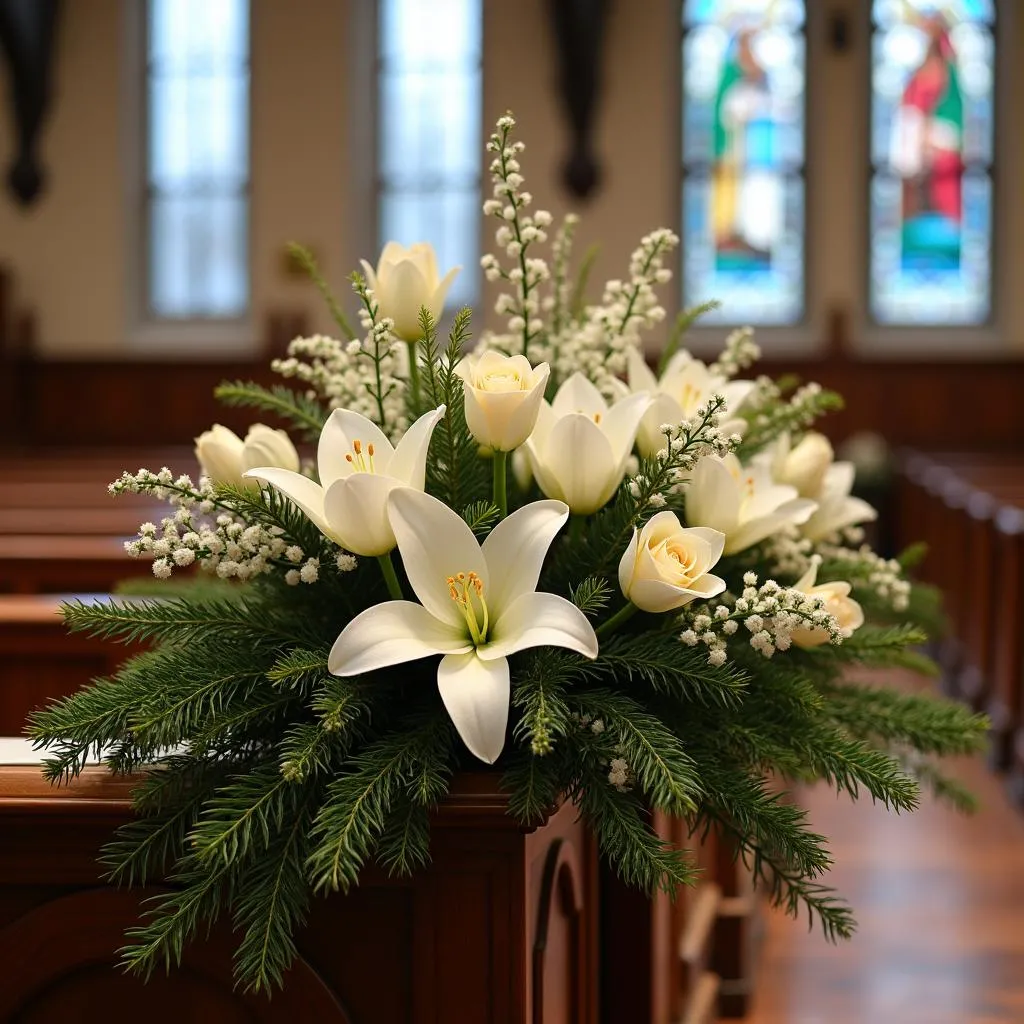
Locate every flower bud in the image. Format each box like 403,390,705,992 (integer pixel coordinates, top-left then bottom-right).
617,511,726,613
775,432,834,499
360,241,459,342
459,350,550,452
789,562,864,648
196,423,300,488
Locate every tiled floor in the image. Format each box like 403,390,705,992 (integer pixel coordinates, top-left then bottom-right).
736,743,1024,1023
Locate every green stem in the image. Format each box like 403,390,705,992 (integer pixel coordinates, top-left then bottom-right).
596,601,638,638
377,553,404,601
406,340,421,415
492,449,509,518
570,514,585,545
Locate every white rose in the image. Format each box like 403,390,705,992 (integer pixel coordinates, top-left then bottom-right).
789,562,864,648
360,241,460,342
773,431,834,499
459,350,550,452
196,424,300,488
618,511,727,613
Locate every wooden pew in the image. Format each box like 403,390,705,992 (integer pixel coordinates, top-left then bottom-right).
0,535,153,594
0,594,138,735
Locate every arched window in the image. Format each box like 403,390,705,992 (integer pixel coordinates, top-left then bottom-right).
869,0,996,326
680,0,806,326
377,0,482,311
145,0,250,320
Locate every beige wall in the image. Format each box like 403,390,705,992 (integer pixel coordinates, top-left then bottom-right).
0,0,1021,357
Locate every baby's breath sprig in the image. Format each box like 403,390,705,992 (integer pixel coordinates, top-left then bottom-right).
708,326,761,380
546,212,580,335
679,573,843,666
482,113,552,358
738,380,843,459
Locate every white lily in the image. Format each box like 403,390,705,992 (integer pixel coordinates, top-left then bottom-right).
801,462,877,542
329,489,598,763
244,406,444,557
360,242,460,342
195,423,300,489
626,347,755,458
770,431,834,499
685,453,817,556
524,372,650,515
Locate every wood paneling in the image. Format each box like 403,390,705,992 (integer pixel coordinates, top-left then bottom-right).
3,354,1024,451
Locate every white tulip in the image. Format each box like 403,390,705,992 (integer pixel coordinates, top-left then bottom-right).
330,489,598,763
771,431,834,499
195,423,300,489
360,241,460,342
244,406,444,557
789,561,864,648
458,350,550,452
626,347,755,458
801,462,877,542
524,372,650,515
685,453,817,556
618,512,726,613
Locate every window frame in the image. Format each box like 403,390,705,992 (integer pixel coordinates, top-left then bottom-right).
371,0,484,317
855,0,1011,357
677,0,824,359
124,0,255,357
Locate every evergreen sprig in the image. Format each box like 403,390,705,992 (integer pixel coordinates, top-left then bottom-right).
214,380,328,440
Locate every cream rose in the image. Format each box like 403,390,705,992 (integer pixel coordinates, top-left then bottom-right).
789,561,864,649
458,350,550,452
360,241,460,342
618,511,727,613
195,424,300,488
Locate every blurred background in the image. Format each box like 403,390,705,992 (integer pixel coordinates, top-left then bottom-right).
2,3,1024,1022
0,0,1021,453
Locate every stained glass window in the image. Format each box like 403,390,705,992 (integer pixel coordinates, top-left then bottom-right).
146,0,250,319
681,0,806,325
870,0,995,326
378,0,482,311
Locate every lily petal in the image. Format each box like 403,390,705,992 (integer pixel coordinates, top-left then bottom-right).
318,409,394,487
685,456,741,536
725,498,817,555
359,259,379,293
551,372,607,420
626,345,658,394
481,499,569,615
437,651,510,764
542,414,618,514
386,405,445,488
329,601,471,676
387,259,432,340
601,391,652,463
388,488,488,628
323,474,399,556
244,467,332,540
482,590,599,661
431,266,461,317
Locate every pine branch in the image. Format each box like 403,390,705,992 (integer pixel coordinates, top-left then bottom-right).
266,647,331,689
286,242,358,341
578,770,697,893
376,798,432,877
461,500,501,536
511,651,576,755
571,689,702,817
231,788,317,992
656,300,721,375
570,576,613,616
214,380,328,440
307,716,451,894
503,748,565,825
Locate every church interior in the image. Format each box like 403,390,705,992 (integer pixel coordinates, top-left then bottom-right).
1,0,1023,1020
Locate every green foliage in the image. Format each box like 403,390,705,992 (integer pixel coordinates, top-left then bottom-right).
570,576,613,616
461,500,502,536
214,380,328,441
657,300,721,375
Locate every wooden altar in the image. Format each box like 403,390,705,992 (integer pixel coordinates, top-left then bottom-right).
0,767,598,1023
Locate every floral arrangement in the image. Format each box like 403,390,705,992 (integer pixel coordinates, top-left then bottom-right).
30,114,984,994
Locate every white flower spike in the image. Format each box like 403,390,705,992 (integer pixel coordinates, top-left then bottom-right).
245,405,445,557
329,489,598,763
524,372,650,515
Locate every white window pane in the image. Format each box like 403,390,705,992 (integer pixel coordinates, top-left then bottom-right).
378,0,482,310
146,0,249,320
150,196,248,318
149,73,248,188
380,0,481,66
